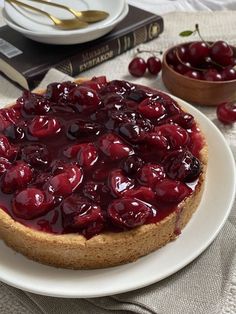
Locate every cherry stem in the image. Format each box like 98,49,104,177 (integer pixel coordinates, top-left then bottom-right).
175,49,205,72
136,48,163,56
195,24,211,48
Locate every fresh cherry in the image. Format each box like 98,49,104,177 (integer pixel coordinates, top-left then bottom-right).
188,41,210,65
184,70,201,80
203,69,222,81
211,41,233,66
128,57,147,77
147,56,162,75
217,101,236,124
221,67,236,81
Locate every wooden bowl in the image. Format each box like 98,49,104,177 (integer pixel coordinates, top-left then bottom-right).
162,43,236,106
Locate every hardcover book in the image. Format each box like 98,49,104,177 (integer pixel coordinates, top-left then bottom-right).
0,5,164,89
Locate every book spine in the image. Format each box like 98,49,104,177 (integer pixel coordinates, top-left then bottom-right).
55,19,163,77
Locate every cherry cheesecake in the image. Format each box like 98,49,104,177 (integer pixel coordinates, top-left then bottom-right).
0,77,207,269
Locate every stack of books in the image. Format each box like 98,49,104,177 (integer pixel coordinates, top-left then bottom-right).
0,5,164,89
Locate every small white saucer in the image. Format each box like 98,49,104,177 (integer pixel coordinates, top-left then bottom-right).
4,0,125,33
2,3,129,45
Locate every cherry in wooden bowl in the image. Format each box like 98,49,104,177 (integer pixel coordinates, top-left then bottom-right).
162,42,236,106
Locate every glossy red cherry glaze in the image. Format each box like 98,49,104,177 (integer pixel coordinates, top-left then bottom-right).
0,77,204,239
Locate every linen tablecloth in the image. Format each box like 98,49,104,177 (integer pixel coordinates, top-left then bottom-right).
0,8,236,314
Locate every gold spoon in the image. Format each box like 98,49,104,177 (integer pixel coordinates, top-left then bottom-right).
6,0,89,30
29,0,109,23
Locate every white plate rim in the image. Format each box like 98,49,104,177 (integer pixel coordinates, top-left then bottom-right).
4,0,125,34
0,93,235,298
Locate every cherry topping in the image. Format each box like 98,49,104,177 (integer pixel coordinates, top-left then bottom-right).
65,142,98,167
81,76,107,92
163,150,201,182
128,57,147,77
0,107,20,131
163,112,194,129
0,78,203,236
145,133,168,150
108,169,134,197
119,123,145,142
0,158,11,175
83,181,109,204
2,161,33,193
61,195,104,238
28,116,61,138
138,164,165,187
13,188,54,219
121,155,144,175
20,91,51,115
98,133,133,160
154,124,189,148
67,120,102,140
217,102,236,124
20,143,51,168
108,197,151,229
69,86,102,113
46,81,77,101
4,124,25,141
138,97,166,119
47,164,83,197
0,135,18,160
147,56,162,75
124,186,155,202
155,179,191,203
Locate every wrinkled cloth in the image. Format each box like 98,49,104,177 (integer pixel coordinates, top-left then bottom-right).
0,8,236,314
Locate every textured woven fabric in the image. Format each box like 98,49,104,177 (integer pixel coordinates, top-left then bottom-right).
0,9,236,314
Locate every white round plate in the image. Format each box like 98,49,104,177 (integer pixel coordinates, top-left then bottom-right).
4,0,125,33
2,4,129,45
0,95,235,298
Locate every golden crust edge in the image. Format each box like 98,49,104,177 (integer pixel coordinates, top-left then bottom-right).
0,78,208,269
